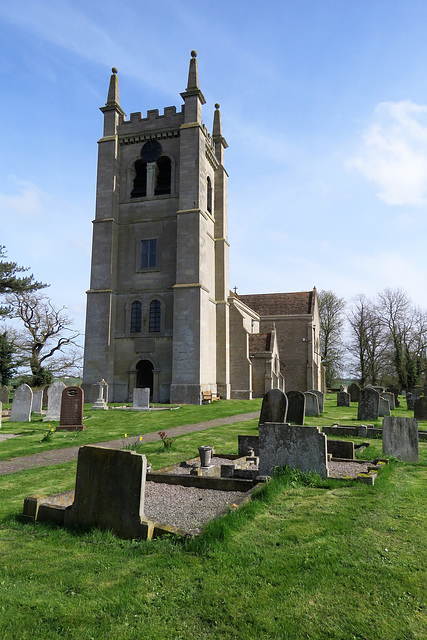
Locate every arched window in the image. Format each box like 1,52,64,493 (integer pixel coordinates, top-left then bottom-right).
207,176,212,214
149,299,161,332
154,156,171,195
130,301,142,333
131,160,147,198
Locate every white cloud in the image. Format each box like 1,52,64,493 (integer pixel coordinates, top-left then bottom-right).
0,179,50,218
350,100,427,205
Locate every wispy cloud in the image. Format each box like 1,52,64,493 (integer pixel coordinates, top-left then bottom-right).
0,179,50,218
350,100,427,205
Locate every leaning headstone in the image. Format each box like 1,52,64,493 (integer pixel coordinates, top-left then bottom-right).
259,423,328,478
57,387,85,431
0,386,10,405
348,383,361,403
91,379,108,410
357,387,380,421
64,445,148,539
387,387,400,408
383,417,419,462
379,396,390,417
32,390,43,414
10,384,33,422
414,397,427,421
43,381,66,422
304,392,319,416
337,391,351,407
382,391,395,411
286,390,305,424
259,388,288,425
308,389,324,412
132,387,150,412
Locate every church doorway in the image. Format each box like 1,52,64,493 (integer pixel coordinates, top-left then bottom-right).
136,360,154,398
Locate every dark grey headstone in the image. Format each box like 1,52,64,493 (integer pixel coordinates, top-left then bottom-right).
357,387,380,421
259,389,288,425
414,397,427,421
0,386,10,404
406,393,416,411
304,392,319,416
383,417,419,462
337,391,351,407
308,389,324,412
286,390,306,425
327,440,355,459
348,383,360,403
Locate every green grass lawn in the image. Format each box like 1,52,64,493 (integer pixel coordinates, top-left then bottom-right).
0,399,426,639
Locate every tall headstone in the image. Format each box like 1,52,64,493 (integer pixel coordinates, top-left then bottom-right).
414,397,427,421
10,384,33,422
379,396,390,417
383,417,419,462
308,389,324,412
259,423,328,478
348,383,361,403
406,391,420,411
287,390,305,424
64,445,148,539
132,387,150,412
382,391,395,411
57,387,85,431
259,389,288,425
32,390,43,414
304,392,319,416
91,379,108,410
337,391,351,407
43,381,66,422
357,387,380,421
0,386,10,405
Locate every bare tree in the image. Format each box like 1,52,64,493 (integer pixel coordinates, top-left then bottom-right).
318,290,346,387
7,292,82,385
347,295,387,386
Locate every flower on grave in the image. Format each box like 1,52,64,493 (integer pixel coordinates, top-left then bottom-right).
124,433,128,438
51,428,54,432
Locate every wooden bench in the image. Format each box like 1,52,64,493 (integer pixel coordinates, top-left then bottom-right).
202,391,221,404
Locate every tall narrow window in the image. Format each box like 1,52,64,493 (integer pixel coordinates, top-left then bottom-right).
131,160,147,198
207,176,212,214
130,301,142,333
140,239,157,269
149,300,161,332
154,156,171,195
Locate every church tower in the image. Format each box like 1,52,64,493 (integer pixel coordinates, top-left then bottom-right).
82,52,230,404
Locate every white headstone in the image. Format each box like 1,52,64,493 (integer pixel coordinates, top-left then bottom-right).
43,381,66,422
91,379,108,410
10,384,33,422
132,388,150,411
32,390,43,414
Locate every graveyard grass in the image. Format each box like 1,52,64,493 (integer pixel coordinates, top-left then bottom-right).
0,398,426,639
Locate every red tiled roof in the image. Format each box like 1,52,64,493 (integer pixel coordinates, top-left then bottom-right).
249,333,271,353
238,291,314,316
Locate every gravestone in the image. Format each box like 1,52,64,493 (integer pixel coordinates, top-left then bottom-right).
259,388,288,425
327,440,355,459
0,386,10,404
259,423,328,478
57,387,85,431
383,417,419,462
357,387,380,421
379,396,390,417
337,391,351,407
32,390,43,414
91,379,108,410
132,387,150,411
0,401,2,428
348,383,360,403
64,445,148,539
406,393,417,411
308,389,324,413
42,385,49,408
286,390,305,425
43,381,66,421
373,386,385,394
387,387,400,408
414,397,427,421
382,391,395,411
10,384,33,422
304,392,319,416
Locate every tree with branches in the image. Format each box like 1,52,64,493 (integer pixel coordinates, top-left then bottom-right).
0,246,46,316
318,289,346,388
347,294,387,386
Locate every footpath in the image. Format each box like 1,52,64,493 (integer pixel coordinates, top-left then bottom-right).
0,411,259,476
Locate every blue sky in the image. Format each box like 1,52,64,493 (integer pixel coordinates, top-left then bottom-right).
2,0,427,343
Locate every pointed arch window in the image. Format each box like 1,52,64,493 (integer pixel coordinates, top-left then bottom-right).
207,176,212,214
131,160,147,198
149,299,161,333
130,301,142,333
154,156,171,195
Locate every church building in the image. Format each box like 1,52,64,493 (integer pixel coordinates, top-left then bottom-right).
82,52,324,404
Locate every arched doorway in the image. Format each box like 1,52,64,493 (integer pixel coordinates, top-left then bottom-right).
136,360,154,398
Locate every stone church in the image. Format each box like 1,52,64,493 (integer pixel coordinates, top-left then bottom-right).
82,52,324,404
